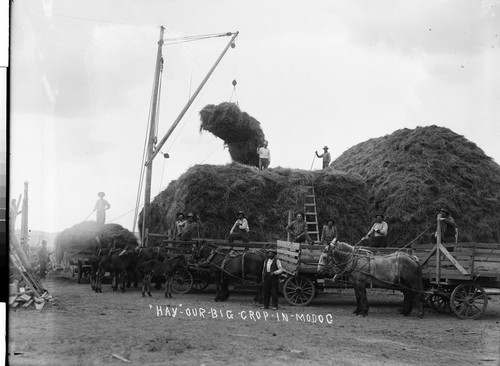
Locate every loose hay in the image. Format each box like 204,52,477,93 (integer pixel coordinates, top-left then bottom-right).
330,125,500,244
141,163,369,244
199,102,265,166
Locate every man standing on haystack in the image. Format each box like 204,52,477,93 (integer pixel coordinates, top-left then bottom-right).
94,191,111,225
315,146,331,169
257,140,271,170
228,211,250,244
363,214,388,247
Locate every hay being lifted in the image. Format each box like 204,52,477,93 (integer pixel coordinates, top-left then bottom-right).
143,163,369,244
199,102,265,166
330,125,500,244
55,222,138,264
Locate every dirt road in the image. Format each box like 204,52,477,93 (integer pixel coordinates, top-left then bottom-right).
8,273,500,365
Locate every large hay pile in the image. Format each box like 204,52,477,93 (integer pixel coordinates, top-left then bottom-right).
199,102,265,166
55,222,138,263
142,163,369,243
330,125,500,244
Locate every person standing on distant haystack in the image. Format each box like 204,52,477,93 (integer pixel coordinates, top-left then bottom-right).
315,146,331,169
286,212,313,244
180,213,199,241
320,219,338,246
228,211,250,244
174,212,187,240
257,140,271,170
94,192,111,225
363,214,388,247
435,208,457,244
38,240,50,279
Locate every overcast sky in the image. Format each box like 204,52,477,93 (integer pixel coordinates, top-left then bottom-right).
9,0,500,236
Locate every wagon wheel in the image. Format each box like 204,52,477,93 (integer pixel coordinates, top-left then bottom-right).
429,292,452,314
450,283,488,320
171,269,194,294
191,269,210,292
283,276,315,306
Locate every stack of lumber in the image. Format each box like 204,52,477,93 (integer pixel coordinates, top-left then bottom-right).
9,225,51,310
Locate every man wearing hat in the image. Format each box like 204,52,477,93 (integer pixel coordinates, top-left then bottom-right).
180,213,199,241
435,208,457,244
286,212,313,244
174,212,187,240
228,211,250,244
315,146,331,169
363,214,388,247
94,191,111,225
261,247,283,310
257,140,271,170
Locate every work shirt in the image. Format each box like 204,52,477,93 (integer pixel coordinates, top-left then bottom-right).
368,221,388,237
264,258,283,274
257,147,270,160
95,198,110,212
286,220,307,236
231,218,249,233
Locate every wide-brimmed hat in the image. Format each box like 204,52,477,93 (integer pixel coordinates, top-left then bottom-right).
187,213,194,218
323,146,329,150
295,211,305,218
375,214,384,219
439,208,450,214
176,212,185,218
266,248,277,253
237,211,245,217
98,192,105,197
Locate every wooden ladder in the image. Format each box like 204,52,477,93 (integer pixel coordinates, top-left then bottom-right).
304,186,320,243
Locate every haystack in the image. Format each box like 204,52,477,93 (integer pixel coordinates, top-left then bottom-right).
55,222,138,265
330,125,500,244
199,102,265,166
141,163,369,243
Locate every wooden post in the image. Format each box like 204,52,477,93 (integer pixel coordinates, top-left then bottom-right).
436,213,441,283
20,182,29,256
141,26,165,245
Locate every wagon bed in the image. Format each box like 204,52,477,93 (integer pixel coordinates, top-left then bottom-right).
412,242,500,319
277,240,411,306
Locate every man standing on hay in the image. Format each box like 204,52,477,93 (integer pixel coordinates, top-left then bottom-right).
257,140,271,170
228,211,250,244
94,192,111,225
286,212,313,244
363,214,388,247
315,146,331,169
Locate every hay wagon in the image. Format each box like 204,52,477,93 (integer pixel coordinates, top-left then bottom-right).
277,240,413,306
412,241,500,319
65,249,94,284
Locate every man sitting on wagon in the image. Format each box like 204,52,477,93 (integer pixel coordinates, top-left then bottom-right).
362,214,388,248
180,213,199,241
228,211,250,244
286,212,313,244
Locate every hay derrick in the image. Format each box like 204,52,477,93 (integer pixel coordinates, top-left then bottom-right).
144,163,369,244
199,102,265,166
330,125,500,244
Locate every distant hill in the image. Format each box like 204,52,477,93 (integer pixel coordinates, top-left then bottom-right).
330,125,500,244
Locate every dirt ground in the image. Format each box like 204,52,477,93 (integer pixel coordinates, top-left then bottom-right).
8,272,500,366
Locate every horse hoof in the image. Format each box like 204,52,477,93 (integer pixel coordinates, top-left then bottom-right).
169,294,172,298
142,293,145,297
148,293,152,297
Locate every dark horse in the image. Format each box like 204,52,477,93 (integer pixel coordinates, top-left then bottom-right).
318,241,423,317
192,242,265,303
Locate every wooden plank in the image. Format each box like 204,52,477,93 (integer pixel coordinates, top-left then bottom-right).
473,262,500,272
472,255,500,262
277,240,301,251
278,256,299,265
474,248,500,255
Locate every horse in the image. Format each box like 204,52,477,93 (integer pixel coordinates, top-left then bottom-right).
140,255,189,298
318,241,423,317
192,242,265,303
95,246,138,293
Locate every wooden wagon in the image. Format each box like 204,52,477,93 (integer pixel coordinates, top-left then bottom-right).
412,241,500,319
277,240,413,306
